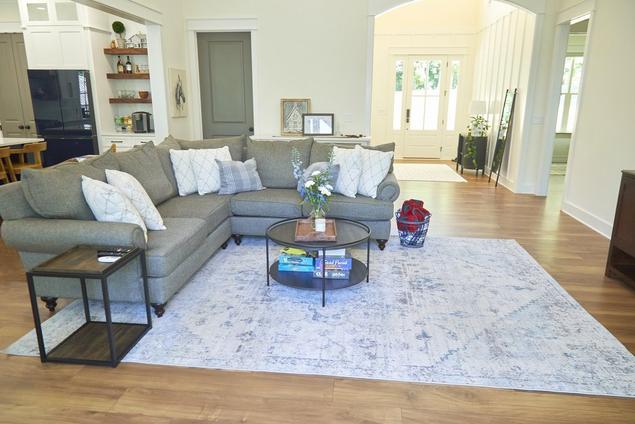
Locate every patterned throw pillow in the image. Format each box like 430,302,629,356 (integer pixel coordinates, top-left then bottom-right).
105,169,166,231
215,158,264,195
81,176,147,240
355,145,394,198
332,146,362,198
190,146,233,195
170,149,197,196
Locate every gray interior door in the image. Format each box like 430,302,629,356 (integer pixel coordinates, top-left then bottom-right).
0,33,35,138
197,32,254,137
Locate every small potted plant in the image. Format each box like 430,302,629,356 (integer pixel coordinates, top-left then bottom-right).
465,115,489,169
112,21,126,48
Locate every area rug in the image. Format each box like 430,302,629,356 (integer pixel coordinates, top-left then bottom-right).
4,237,634,397
393,163,467,182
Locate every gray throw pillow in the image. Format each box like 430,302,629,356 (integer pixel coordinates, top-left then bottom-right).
309,142,396,173
179,135,246,162
156,135,182,196
115,142,174,205
296,162,340,193
247,138,313,188
216,158,264,195
86,150,120,171
21,163,106,220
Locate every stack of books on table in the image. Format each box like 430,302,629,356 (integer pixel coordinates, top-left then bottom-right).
278,248,352,279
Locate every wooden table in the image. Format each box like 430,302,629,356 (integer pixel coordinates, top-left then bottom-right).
26,245,152,367
0,137,43,148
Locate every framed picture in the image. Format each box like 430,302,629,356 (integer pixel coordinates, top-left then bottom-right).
303,113,334,136
168,68,188,118
280,98,311,135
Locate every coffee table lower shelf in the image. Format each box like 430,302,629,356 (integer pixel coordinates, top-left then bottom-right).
269,258,367,290
46,321,150,366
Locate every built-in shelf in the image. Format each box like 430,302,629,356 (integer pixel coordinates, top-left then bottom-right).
106,73,150,80
109,98,152,104
103,48,148,55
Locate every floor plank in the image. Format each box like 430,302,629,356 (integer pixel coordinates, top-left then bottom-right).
1,163,634,423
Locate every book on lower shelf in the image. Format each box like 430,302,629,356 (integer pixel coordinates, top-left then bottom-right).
277,248,351,279
312,269,350,279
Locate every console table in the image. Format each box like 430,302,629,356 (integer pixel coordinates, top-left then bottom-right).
456,134,487,176
606,170,635,289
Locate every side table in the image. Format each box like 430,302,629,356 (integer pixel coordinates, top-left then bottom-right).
26,245,152,367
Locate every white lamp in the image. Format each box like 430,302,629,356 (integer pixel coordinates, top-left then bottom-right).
469,100,487,116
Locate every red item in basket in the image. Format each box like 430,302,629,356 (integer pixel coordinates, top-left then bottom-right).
398,199,430,232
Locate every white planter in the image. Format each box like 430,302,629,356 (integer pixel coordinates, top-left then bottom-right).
314,218,326,232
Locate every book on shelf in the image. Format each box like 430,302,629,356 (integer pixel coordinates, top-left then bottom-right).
278,253,314,267
314,256,352,270
277,263,314,273
312,269,350,279
317,248,347,257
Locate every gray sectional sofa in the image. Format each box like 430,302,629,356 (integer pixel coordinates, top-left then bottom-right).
0,136,400,317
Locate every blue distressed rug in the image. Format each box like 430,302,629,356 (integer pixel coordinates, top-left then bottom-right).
4,237,634,397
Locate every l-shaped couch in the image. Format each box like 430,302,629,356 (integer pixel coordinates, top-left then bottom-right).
0,136,400,316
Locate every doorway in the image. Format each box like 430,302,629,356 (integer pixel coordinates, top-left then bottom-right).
197,32,254,138
390,55,463,159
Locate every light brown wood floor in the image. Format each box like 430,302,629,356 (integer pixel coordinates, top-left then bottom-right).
1,163,634,423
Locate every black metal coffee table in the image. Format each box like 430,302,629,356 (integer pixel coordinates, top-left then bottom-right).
266,218,371,306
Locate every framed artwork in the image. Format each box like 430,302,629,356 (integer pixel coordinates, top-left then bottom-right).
303,113,334,136
280,98,311,135
168,68,188,118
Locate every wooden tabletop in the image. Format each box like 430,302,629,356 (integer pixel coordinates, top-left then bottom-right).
0,137,44,148
30,245,140,278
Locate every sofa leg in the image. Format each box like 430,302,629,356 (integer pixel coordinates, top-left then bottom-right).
232,234,242,246
221,239,230,249
151,303,167,318
377,239,388,251
40,296,58,313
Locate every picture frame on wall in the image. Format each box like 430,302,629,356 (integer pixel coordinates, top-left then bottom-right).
303,113,335,136
168,68,188,118
281,98,311,135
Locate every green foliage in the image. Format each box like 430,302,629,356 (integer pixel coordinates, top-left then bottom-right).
112,21,125,35
465,115,490,169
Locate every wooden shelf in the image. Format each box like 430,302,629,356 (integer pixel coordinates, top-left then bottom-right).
103,48,148,55
109,98,152,104
107,73,150,80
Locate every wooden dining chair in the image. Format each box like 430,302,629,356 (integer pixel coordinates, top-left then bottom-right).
10,142,47,178
0,147,17,184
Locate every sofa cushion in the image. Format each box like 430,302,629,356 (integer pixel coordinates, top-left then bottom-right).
156,136,181,196
146,217,207,278
302,194,393,221
21,163,105,220
179,135,246,162
86,150,120,171
310,142,396,173
115,142,174,205
231,188,302,218
246,138,313,188
157,193,231,234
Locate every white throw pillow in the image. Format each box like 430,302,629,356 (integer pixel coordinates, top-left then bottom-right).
81,176,147,241
190,146,233,195
105,169,166,231
355,145,394,198
332,146,362,198
170,149,197,196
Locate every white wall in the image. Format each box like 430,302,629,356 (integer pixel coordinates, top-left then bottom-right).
180,0,370,139
561,0,635,237
471,1,535,188
370,0,479,157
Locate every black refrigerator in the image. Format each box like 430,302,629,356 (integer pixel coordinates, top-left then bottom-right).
28,70,99,167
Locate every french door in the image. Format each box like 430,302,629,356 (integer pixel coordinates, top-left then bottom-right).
391,55,462,158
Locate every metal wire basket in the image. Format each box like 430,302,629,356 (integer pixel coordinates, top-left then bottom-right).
395,209,431,248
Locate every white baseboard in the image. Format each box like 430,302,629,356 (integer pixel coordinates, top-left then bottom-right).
561,200,612,239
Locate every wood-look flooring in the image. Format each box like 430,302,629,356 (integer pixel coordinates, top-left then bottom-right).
1,163,634,423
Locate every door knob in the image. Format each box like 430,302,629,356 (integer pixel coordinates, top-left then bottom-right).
406,109,410,124
18,125,24,130
248,126,254,133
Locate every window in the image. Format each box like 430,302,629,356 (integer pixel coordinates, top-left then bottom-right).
409,59,441,131
556,56,584,133
446,60,460,131
393,60,404,130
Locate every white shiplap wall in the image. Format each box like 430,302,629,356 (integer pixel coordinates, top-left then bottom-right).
472,7,535,188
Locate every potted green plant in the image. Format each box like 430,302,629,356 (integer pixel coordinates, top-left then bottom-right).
112,21,126,48
465,115,489,169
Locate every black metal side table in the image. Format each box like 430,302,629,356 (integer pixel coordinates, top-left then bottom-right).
26,245,152,367
266,218,371,307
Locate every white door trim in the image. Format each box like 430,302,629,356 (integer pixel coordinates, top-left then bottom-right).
185,18,259,139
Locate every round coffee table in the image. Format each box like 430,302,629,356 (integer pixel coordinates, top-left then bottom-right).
265,218,371,306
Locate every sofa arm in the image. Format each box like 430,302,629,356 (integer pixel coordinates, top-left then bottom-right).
1,218,146,254
376,173,400,202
